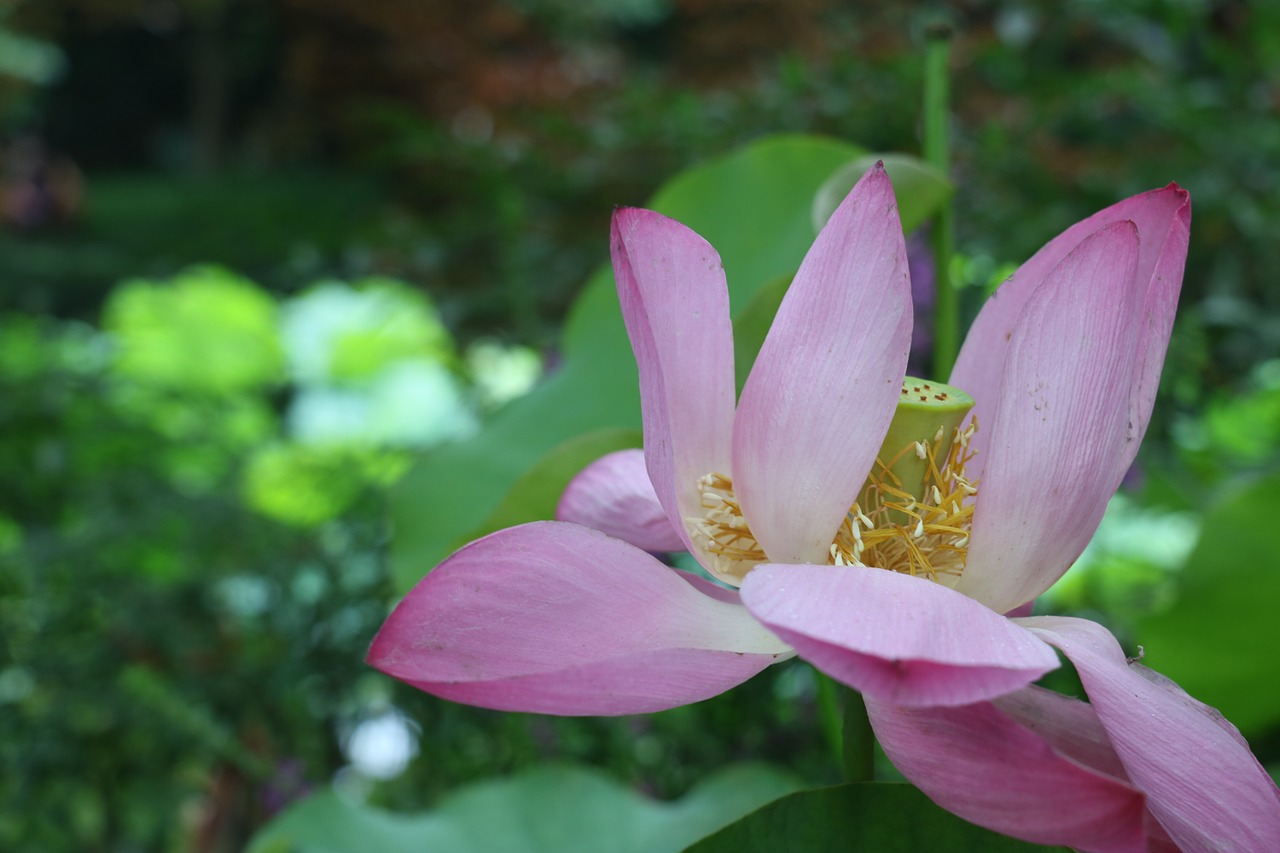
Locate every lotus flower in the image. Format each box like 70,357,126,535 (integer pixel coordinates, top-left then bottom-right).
369,164,1278,847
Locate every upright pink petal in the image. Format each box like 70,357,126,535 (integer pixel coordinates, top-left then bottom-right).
368,522,790,716
738,564,1059,706
612,209,738,557
732,163,912,564
951,185,1190,481
557,449,685,552
956,222,1143,614
1022,616,1280,850
867,697,1147,853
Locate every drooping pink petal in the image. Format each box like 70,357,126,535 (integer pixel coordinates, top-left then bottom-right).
993,690,1180,852
368,522,790,716
1022,616,1280,850
955,221,1143,614
951,185,1190,481
612,209,738,557
731,163,912,565
557,449,685,553
993,685,1130,783
738,564,1058,706
866,697,1147,853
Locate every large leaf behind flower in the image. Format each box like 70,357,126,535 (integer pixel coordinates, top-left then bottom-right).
390,135,860,591
247,763,801,853
1135,472,1280,736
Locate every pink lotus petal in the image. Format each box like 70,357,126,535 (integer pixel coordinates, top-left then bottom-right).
956,221,1143,614
738,564,1058,706
612,209,737,557
368,522,790,716
994,687,1181,852
1023,616,1280,850
732,163,912,564
1003,599,1036,618
993,685,1130,783
951,185,1191,481
557,449,685,552
1124,190,1190,464
866,697,1147,853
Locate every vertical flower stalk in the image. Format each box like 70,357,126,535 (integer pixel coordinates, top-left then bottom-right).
924,22,958,378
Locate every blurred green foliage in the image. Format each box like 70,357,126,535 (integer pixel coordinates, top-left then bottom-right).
0,306,388,848
106,266,285,393
0,267,507,849
0,173,392,317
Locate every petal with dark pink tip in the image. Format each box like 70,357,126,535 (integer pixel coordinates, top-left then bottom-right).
956,221,1143,614
1022,616,1280,850
557,449,685,553
732,163,912,565
368,522,790,716
738,564,1058,706
867,696,1147,853
951,185,1191,481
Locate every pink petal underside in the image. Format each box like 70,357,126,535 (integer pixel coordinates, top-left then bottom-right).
738,564,1059,706
1022,616,1280,851
993,685,1130,783
955,221,1143,614
732,163,912,565
556,449,685,553
611,208,738,557
951,185,1190,482
866,697,1147,853
367,522,790,716
994,686,1181,852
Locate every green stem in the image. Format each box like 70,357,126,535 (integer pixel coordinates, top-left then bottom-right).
815,671,843,767
924,22,958,380
841,686,876,782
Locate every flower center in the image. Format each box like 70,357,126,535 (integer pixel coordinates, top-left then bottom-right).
688,377,977,586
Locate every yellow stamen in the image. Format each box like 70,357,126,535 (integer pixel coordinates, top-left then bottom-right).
685,473,766,582
832,418,978,583
686,418,979,587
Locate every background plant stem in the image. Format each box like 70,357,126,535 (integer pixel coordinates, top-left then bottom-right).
841,686,876,782
815,670,843,765
924,23,958,379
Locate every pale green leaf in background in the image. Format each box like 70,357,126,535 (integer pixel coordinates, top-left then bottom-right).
810,153,952,236
248,763,802,853
1135,472,1280,736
